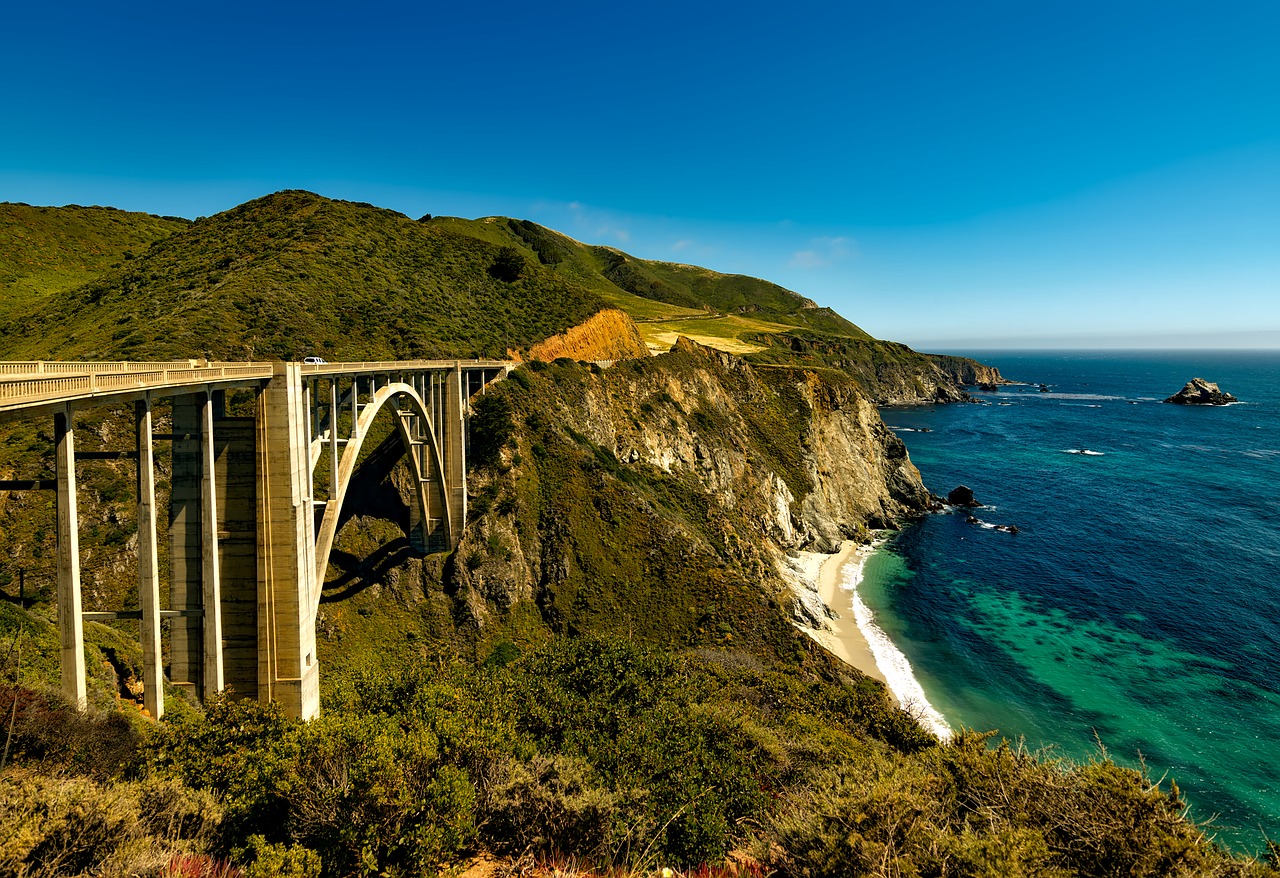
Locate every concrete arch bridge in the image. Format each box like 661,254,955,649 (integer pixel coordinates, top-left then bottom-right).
0,358,512,720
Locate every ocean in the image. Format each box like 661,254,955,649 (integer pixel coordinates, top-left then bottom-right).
858,350,1280,852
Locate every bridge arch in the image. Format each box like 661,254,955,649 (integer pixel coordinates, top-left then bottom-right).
311,381,452,606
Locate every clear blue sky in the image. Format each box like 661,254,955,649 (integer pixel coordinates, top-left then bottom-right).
2,0,1277,349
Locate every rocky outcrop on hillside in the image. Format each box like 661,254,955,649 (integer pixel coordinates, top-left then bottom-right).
449,338,935,645
1164,378,1239,405
926,354,1008,388
525,308,650,363
748,333,991,405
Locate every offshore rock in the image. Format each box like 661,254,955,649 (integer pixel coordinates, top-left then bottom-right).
1164,378,1238,406
947,485,982,507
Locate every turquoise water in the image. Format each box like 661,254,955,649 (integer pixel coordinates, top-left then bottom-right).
865,350,1280,851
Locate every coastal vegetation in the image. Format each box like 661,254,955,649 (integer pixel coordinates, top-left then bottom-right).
0,192,1271,876
4,633,1271,876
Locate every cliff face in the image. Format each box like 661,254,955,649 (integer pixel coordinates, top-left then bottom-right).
747,334,981,404
449,338,932,648
925,354,1008,387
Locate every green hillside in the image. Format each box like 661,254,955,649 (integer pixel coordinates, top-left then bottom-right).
433,215,875,349
0,192,609,362
0,193,990,404
0,202,187,319
429,214,988,399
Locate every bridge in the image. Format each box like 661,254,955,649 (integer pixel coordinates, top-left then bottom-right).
0,358,512,721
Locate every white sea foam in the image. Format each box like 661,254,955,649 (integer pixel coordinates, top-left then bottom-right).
839,544,952,740
1062,449,1105,456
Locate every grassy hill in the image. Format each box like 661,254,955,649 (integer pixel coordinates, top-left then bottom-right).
0,192,610,361
429,214,993,398
0,202,187,321
431,214,874,353
0,192,996,402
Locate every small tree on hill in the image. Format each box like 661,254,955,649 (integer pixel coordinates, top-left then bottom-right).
488,247,525,283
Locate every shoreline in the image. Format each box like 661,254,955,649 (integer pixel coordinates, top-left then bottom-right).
814,541,886,683
792,539,952,741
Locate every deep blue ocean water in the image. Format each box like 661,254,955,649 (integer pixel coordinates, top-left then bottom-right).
866,350,1280,852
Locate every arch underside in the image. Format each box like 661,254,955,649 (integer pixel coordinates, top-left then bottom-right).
310,381,451,608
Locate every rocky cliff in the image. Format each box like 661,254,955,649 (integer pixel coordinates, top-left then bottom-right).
745,333,1003,404
447,338,933,652
925,353,1008,387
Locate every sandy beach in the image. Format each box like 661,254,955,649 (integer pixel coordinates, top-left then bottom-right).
814,541,887,683
784,540,951,739
783,541,885,683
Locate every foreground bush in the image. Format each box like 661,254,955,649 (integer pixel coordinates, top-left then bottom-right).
5,635,1272,877
759,732,1273,877
0,684,142,778
0,774,220,877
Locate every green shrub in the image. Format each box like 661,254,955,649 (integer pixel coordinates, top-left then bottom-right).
0,774,220,877
0,685,143,779
480,753,622,858
234,835,321,878
757,732,1264,878
286,712,475,876
146,693,299,847
497,637,773,866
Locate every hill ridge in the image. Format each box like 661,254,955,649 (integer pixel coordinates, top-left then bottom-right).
0,189,1003,401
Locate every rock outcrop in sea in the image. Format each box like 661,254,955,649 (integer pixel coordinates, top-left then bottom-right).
1163,378,1239,406
947,485,982,507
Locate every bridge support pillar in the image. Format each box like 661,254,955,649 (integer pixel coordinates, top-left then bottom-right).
200,392,224,699
135,397,163,719
54,408,86,711
255,364,320,720
169,395,204,698
446,365,467,545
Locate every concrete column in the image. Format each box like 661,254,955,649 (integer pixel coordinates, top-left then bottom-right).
168,395,203,696
54,408,86,711
445,365,467,547
302,380,313,461
200,392,224,698
350,376,359,432
255,364,320,719
135,397,163,719
214,419,259,699
328,379,339,501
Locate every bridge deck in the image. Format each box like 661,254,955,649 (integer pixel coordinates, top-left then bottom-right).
0,358,513,423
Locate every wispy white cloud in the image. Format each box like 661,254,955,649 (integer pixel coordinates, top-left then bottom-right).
562,200,631,244
789,236,855,269
672,239,692,251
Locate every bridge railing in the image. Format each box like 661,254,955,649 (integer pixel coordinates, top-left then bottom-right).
0,360,210,376
0,364,276,405
0,359,514,411
299,359,514,375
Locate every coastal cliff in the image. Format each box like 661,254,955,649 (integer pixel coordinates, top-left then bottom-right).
926,353,1008,387
744,333,1006,404
448,337,933,645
